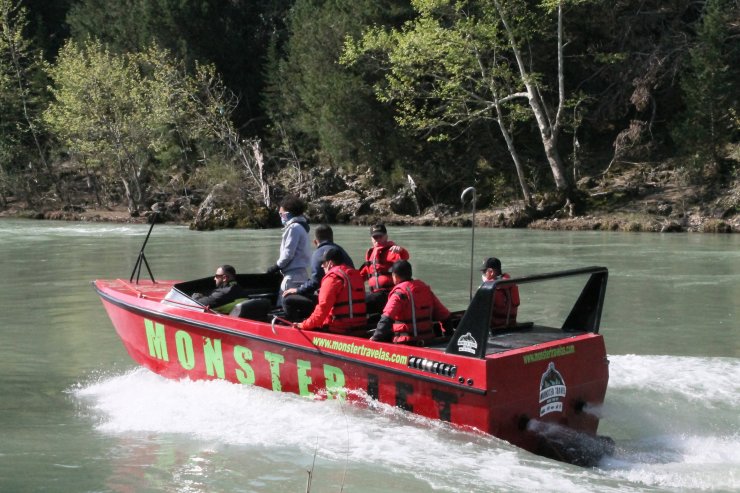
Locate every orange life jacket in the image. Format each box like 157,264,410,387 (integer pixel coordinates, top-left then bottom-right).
324,264,367,336
388,280,436,344
491,273,520,328
364,242,404,292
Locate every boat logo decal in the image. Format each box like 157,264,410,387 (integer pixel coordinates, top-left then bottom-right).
539,362,566,416
457,332,478,354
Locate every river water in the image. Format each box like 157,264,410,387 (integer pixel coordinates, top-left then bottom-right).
0,219,738,492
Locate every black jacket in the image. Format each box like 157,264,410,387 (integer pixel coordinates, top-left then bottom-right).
193,281,249,309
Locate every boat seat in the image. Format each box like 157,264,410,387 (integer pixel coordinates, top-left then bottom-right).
230,298,272,321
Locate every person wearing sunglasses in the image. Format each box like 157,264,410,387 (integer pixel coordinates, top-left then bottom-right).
192,265,249,313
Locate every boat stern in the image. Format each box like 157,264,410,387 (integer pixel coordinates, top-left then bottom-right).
487,333,610,465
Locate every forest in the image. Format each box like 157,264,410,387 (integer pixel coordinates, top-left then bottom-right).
1,0,738,230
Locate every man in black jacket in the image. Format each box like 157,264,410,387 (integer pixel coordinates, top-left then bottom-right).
192,265,249,313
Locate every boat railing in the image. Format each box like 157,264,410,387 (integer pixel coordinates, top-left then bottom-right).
444,266,608,358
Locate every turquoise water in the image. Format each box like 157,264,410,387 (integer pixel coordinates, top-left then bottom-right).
0,219,738,492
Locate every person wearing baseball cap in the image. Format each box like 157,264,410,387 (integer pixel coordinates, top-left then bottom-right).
360,223,410,313
480,257,520,328
370,260,450,345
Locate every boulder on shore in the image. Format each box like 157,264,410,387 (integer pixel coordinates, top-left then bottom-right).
191,183,274,230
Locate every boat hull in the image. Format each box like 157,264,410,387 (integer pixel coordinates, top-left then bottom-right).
95,278,609,464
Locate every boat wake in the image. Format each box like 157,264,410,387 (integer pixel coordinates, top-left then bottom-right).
600,355,740,491
72,354,740,492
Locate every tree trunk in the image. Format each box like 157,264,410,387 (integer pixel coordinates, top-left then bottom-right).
492,0,571,192
117,161,138,215
494,101,535,208
120,177,137,215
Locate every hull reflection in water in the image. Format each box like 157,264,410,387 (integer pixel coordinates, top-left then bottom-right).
94,266,612,466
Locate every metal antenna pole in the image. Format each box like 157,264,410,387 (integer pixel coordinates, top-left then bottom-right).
130,213,157,284
461,187,477,301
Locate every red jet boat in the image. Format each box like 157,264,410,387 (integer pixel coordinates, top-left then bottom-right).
94,237,613,466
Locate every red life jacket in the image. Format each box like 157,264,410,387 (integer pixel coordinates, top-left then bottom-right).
491,273,520,328
364,242,400,292
388,280,436,344
324,264,367,336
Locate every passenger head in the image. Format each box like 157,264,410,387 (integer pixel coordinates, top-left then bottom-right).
480,257,502,281
279,195,306,224
370,223,387,245
215,264,236,286
390,260,412,283
314,224,333,244
321,247,344,270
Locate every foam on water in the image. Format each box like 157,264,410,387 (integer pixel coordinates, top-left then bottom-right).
73,354,740,492
0,221,145,238
609,354,740,407
74,369,633,492
601,355,740,490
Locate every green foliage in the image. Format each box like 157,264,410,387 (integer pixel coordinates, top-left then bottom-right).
672,0,739,173
3,0,739,218
0,0,50,205
43,39,237,213
343,0,544,203
344,3,528,137
66,0,292,128
44,39,150,211
23,0,72,60
265,0,410,174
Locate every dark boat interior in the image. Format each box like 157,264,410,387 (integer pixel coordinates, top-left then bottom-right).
166,267,607,358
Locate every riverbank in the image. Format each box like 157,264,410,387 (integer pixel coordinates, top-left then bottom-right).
2,166,738,233
3,200,738,233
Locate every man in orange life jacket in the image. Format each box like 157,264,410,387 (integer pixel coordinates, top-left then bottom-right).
480,257,520,328
359,224,410,313
293,247,367,336
370,260,451,345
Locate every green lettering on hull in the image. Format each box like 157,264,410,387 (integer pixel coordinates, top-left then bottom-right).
264,351,285,391
175,330,195,370
145,319,169,361
297,359,313,397
204,337,225,379
143,320,351,401
323,364,346,400
234,346,255,385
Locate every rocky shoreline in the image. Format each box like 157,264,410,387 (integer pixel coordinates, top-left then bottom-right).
2,167,738,233
3,199,738,234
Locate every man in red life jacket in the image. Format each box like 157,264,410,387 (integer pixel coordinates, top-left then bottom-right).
360,224,410,313
370,260,451,345
294,247,367,336
480,257,520,328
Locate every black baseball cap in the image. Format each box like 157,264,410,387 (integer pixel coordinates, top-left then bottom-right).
479,257,501,272
322,247,343,264
370,224,387,236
